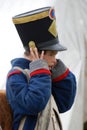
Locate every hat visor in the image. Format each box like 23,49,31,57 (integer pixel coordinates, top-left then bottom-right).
40,43,67,51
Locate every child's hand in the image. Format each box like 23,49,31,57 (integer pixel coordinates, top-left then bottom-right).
30,47,44,61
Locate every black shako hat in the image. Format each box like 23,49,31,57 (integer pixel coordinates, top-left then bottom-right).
12,7,67,51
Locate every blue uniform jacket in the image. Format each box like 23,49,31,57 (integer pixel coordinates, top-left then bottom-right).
6,58,76,130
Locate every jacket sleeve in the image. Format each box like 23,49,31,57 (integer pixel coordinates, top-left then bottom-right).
6,59,51,115
51,59,77,113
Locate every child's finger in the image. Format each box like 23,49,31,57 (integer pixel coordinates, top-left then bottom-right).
40,51,44,59
34,47,39,59
30,47,36,60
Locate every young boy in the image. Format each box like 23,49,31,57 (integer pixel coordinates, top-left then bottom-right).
6,7,76,130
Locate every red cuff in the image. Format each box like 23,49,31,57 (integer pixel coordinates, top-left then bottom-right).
7,70,21,78
52,69,69,82
30,69,51,77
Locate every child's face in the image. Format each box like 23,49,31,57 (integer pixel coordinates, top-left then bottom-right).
43,50,58,69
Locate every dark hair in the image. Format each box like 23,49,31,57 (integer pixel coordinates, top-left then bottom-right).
24,51,30,56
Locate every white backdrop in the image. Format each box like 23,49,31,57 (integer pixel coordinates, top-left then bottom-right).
0,0,86,130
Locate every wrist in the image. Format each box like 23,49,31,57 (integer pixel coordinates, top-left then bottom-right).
51,59,69,81
29,59,49,73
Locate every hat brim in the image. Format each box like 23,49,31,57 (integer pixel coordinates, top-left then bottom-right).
40,43,67,51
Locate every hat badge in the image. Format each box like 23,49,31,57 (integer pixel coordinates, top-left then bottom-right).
28,41,36,51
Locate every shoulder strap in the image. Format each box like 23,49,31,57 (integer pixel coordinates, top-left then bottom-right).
35,97,51,130
35,96,63,130
13,66,30,83
48,96,63,130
